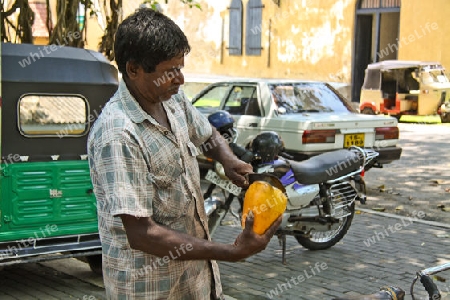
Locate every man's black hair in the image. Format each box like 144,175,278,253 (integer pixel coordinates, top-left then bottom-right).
114,8,191,77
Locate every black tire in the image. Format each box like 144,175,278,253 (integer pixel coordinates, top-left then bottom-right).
86,254,103,275
393,114,402,121
361,107,375,115
295,202,355,250
441,113,450,123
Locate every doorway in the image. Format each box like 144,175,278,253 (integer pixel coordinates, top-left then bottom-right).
351,0,401,103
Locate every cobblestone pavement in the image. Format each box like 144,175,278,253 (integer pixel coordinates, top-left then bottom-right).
214,212,450,300
0,261,105,300
0,211,448,300
0,123,448,299
362,123,450,224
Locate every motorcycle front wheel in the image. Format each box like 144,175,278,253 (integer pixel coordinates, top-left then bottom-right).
294,202,355,250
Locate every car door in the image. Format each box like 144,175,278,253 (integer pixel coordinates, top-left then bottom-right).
222,85,263,147
192,83,233,115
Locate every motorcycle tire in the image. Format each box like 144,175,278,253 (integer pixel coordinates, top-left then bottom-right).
294,202,355,250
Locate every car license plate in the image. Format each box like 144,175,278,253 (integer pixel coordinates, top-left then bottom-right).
205,170,242,196
344,133,365,147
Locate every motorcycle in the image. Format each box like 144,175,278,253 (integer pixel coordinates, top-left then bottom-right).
203,110,379,264
333,262,450,299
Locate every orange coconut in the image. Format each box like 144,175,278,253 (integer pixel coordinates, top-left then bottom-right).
241,181,287,235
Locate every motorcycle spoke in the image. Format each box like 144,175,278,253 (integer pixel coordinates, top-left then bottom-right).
308,218,347,243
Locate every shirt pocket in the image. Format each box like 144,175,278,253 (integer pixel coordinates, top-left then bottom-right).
147,173,186,221
187,141,200,157
147,154,183,189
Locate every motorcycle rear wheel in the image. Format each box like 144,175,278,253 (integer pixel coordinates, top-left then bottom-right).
294,202,355,250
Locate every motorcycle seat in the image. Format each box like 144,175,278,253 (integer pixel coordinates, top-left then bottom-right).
290,149,362,184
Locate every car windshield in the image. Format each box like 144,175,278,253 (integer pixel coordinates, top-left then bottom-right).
269,82,353,114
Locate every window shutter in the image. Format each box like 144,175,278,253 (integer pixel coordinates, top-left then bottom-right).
246,0,263,56
229,0,243,56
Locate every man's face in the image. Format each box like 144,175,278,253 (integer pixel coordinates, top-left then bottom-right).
128,55,185,104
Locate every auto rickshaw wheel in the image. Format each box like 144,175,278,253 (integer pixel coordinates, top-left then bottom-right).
86,254,103,275
393,114,402,121
361,107,375,115
441,113,450,123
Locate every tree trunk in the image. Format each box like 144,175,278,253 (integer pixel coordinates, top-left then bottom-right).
49,0,84,48
1,0,34,43
98,0,122,61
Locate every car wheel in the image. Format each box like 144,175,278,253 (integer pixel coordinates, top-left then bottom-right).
361,107,375,115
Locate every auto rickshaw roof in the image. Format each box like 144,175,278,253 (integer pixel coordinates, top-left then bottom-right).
366,60,444,70
1,42,118,85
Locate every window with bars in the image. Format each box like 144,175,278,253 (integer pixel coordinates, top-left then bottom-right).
360,0,400,8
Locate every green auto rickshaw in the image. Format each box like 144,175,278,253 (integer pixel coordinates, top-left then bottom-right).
0,42,118,273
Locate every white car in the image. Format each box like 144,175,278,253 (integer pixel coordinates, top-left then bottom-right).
191,79,402,167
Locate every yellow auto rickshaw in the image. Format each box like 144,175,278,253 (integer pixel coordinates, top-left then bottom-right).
359,60,450,122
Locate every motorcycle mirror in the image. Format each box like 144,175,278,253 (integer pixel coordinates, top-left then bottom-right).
246,173,286,193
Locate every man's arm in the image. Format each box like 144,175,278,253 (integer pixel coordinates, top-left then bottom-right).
120,213,281,262
202,127,252,186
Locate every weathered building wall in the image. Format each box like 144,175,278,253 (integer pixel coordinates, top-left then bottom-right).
79,0,450,87
397,0,450,70
165,0,356,84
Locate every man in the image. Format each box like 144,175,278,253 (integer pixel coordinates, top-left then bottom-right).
87,8,281,300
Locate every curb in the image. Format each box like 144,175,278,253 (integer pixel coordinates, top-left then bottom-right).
357,208,450,229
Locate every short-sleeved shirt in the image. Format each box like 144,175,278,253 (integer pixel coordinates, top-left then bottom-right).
87,80,223,300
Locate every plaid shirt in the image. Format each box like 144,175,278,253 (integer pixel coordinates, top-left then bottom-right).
88,80,223,300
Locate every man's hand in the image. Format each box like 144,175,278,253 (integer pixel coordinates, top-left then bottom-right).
222,157,253,188
231,211,282,261
202,128,252,187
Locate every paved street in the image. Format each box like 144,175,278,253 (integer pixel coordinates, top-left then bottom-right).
363,123,450,224
0,211,448,299
216,212,450,299
0,123,448,299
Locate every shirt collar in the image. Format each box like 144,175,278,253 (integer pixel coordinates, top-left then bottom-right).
118,79,153,124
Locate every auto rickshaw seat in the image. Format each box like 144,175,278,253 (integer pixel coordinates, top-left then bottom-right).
382,93,396,109
405,95,418,101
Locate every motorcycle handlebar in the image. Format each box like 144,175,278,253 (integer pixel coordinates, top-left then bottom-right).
229,143,254,163
229,142,293,164
419,274,441,299
279,151,294,160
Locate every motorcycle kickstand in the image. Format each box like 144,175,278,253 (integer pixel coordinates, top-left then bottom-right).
277,232,287,265
356,175,367,204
